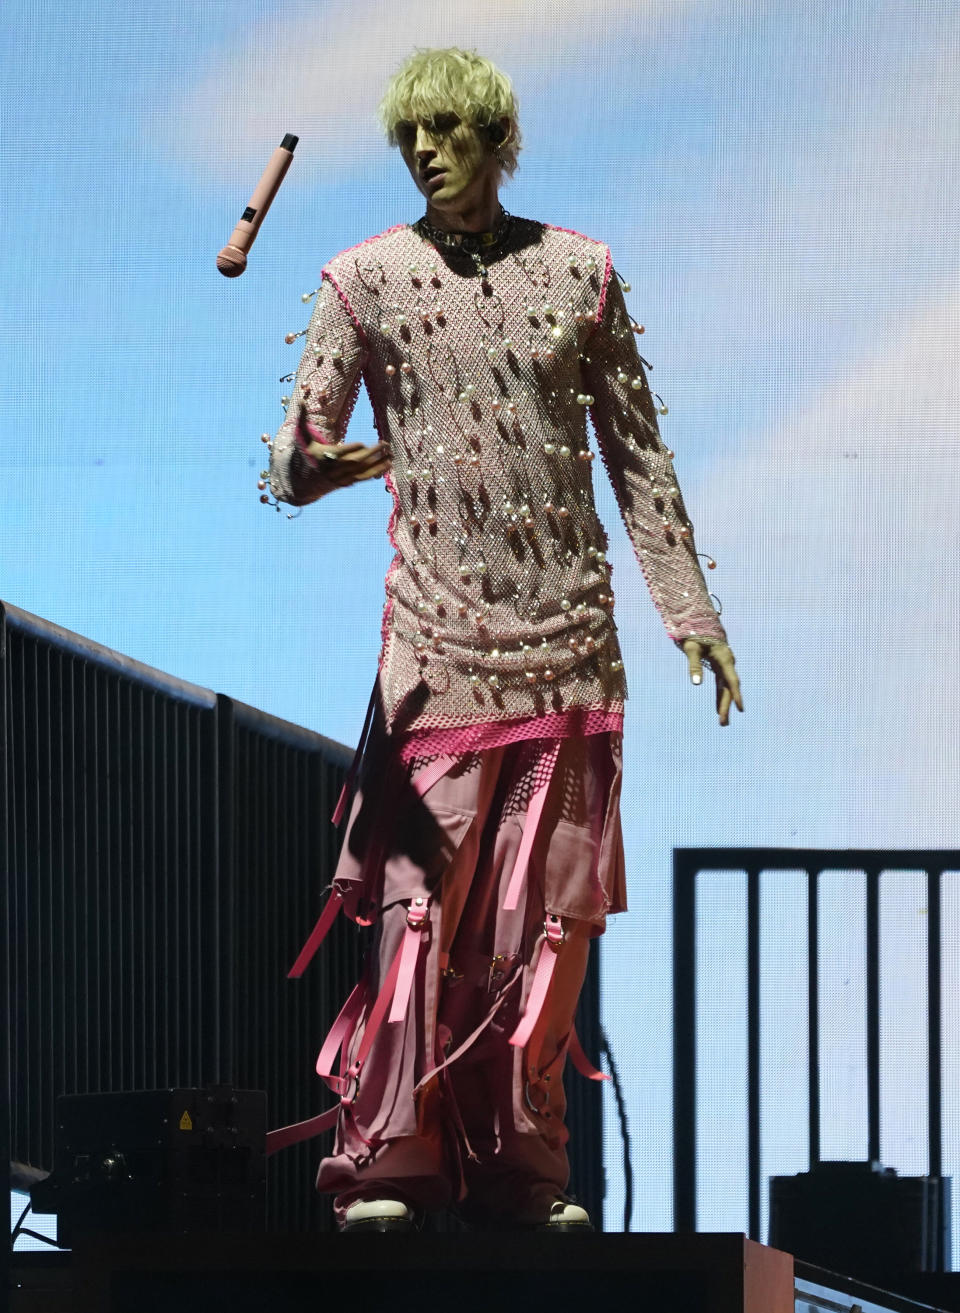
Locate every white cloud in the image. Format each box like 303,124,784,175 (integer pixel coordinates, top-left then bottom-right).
603,38,960,418
150,0,703,181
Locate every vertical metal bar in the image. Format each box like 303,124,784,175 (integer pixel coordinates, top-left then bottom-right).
159,693,171,1081
10,630,25,1159
183,702,195,1078
746,865,761,1241
144,689,157,1090
49,646,66,1109
807,867,821,1167
85,662,103,1091
673,852,697,1232
865,865,881,1163
37,639,56,1157
0,607,11,1272
170,698,185,1080
215,695,234,1085
9,628,26,1161
77,656,92,1096
129,681,141,1084
110,674,126,1089
25,636,43,1163
60,651,76,1097
928,866,942,1179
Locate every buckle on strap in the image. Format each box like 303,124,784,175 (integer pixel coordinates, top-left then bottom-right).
406,896,430,930
336,1064,361,1106
508,916,565,1052
388,897,431,1025
544,912,565,950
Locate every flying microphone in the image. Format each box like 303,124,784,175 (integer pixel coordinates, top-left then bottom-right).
217,133,299,277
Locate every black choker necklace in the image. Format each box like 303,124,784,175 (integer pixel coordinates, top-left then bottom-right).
414,207,513,277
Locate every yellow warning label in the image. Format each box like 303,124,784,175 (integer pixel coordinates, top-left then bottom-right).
178,1110,193,1131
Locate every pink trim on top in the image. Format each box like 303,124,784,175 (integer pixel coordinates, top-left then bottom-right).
322,269,369,348
321,222,411,339
542,221,603,243
540,224,612,324
378,468,403,676
294,416,335,458
322,226,412,681
595,243,614,325
294,427,322,463
395,705,624,763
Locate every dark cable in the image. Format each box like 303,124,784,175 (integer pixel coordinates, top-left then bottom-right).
11,1200,30,1240
600,1024,633,1232
11,1199,59,1249
14,1227,59,1247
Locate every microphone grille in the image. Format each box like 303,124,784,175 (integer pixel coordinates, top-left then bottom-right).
217,245,247,277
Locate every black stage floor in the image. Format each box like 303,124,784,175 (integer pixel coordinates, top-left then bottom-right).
9,1230,955,1313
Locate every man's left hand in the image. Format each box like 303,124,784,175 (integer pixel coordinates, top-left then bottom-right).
681,639,744,727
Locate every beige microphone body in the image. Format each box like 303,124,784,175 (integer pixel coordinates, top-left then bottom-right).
217,133,299,277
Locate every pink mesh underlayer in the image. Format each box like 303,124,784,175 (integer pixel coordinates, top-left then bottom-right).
396,704,624,763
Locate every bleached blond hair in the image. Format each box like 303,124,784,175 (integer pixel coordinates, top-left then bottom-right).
377,48,522,178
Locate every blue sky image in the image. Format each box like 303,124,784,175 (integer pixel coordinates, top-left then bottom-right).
3,0,959,1236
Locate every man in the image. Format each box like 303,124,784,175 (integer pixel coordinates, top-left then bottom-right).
268,47,742,1233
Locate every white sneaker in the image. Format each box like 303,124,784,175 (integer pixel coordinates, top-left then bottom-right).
341,1197,416,1232
536,1200,593,1230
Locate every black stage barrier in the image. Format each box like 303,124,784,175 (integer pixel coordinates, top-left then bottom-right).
673,847,959,1279
0,600,604,1244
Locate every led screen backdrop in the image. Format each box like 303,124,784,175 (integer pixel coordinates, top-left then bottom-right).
3,0,959,1238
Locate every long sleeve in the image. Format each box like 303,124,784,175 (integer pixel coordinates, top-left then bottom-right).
582,265,728,649
268,271,367,506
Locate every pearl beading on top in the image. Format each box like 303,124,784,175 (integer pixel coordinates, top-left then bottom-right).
264,219,726,735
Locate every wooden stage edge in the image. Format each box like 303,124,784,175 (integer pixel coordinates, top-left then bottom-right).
19,1231,797,1313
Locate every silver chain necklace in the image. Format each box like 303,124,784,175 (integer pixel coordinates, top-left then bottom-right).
414,207,513,278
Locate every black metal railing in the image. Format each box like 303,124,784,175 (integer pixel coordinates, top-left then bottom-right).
1,601,603,1241
0,601,357,1233
673,847,960,1242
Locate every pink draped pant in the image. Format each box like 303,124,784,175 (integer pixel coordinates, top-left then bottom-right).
315,722,626,1226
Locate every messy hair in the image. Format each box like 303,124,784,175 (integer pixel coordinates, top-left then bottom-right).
378,47,522,177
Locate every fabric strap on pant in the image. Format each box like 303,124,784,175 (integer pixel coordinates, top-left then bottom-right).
389,897,430,1021
502,738,561,912
321,897,430,1094
409,737,561,913
265,1104,340,1156
413,968,523,1095
508,916,610,1084
410,752,458,798
264,977,366,1156
508,913,564,1051
331,678,379,826
266,897,430,1156
286,888,344,979
566,1025,610,1082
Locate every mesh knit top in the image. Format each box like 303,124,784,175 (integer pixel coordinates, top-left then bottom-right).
269,216,727,747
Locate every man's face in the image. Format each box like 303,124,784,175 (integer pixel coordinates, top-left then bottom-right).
396,112,499,213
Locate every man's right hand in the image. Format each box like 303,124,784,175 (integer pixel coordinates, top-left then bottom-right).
297,408,391,488
304,437,392,487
